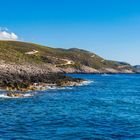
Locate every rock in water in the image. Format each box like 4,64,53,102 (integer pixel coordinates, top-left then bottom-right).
6,93,24,98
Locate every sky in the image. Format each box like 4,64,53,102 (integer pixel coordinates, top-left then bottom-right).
0,0,140,65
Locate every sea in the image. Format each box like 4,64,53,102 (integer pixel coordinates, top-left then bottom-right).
0,74,140,140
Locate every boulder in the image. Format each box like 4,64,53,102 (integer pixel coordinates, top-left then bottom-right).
6,93,24,97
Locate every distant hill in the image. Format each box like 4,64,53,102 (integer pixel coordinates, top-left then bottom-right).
133,65,140,69
133,65,140,73
0,40,135,73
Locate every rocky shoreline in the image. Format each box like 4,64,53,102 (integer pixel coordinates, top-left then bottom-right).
0,61,138,98
0,41,138,98
0,63,86,97
0,72,84,90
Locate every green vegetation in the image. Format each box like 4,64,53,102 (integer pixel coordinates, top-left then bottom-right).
0,40,132,70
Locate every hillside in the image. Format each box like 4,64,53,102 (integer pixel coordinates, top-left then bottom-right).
133,65,140,73
0,40,134,73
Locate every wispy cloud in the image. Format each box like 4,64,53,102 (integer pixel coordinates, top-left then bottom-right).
0,27,18,40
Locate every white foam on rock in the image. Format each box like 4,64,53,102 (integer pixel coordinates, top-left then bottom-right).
79,80,93,86
0,80,93,99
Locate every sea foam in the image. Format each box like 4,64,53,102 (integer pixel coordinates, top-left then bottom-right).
0,93,34,99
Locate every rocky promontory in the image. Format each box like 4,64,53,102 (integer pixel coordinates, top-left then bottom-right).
0,40,137,93
0,62,84,91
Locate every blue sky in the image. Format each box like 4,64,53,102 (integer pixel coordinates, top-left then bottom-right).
0,0,140,65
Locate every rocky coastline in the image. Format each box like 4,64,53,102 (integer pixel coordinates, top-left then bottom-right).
0,61,138,98
0,62,86,97
0,41,138,98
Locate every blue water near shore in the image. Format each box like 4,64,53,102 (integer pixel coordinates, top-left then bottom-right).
0,74,140,140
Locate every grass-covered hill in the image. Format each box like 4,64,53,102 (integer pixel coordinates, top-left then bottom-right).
0,40,134,73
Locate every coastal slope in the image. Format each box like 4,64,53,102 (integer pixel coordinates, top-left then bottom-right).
0,40,134,74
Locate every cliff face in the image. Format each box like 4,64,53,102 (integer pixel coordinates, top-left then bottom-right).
0,40,135,74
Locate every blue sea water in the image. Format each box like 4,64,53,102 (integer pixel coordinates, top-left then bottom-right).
0,74,140,140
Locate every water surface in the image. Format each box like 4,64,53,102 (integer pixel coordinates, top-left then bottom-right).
0,74,140,139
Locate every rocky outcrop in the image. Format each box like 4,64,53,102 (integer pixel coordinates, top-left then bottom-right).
0,62,61,74
0,40,137,93
6,93,24,97
0,62,85,90
99,68,134,74
0,61,135,82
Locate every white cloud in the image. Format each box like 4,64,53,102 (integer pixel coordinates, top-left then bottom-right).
0,30,18,40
